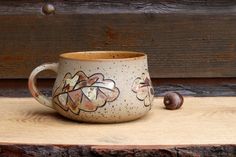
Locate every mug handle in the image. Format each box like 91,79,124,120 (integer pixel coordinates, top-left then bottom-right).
28,63,58,109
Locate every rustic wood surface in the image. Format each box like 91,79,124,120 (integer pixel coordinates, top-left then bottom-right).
0,1,236,78
1,0,236,15
155,78,236,96
0,97,235,145
1,78,236,97
0,144,235,157
0,97,236,156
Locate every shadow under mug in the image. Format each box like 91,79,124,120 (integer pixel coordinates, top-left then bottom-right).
28,51,154,123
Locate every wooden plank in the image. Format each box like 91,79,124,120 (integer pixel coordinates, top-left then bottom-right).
0,0,236,15
0,97,236,156
0,97,236,145
154,78,236,96
1,78,236,97
0,1,236,78
0,144,235,157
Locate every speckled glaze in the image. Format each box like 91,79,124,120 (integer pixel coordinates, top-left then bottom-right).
28,51,154,123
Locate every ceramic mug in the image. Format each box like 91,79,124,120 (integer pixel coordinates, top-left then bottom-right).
28,51,154,123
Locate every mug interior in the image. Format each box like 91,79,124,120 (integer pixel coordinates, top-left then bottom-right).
60,51,146,61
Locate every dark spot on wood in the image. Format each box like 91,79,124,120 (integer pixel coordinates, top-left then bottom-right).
106,26,119,40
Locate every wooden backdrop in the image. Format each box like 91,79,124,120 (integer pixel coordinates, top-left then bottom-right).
0,0,236,96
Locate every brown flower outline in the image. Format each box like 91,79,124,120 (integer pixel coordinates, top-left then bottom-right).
53,71,120,114
132,73,154,107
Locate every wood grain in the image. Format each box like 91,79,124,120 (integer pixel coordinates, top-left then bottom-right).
154,78,236,96
0,144,235,157
0,0,236,15
1,78,236,97
0,97,235,145
0,97,236,156
0,1,236,78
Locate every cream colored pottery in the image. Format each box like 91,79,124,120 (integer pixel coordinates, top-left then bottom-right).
28,51,154,123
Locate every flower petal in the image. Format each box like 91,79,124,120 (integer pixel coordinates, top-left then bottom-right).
76,71,88,82
79,95,99,111
81,87,98,101
68,89,83,103
99,87,119,102
67,96,80,114
53,93,69,111
150,87,154,96
90,88,107,107
89,73,104,81
74,80,87,90
93,80,115,89
144,95,151,106
58,93,68,106
136,86,149,100
132,77,142,93
63,75,79,91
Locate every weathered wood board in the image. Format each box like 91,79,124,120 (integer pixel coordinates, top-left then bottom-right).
1,78,236,97
0,97,236,156
0,1,236,78
0,97,235,145
0,144,235,157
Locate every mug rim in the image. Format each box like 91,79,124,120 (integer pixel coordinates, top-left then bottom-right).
59,51,147,61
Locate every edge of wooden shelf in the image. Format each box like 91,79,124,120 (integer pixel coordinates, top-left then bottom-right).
0,144,235,156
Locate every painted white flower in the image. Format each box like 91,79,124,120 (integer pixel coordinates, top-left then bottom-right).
132,73,154,107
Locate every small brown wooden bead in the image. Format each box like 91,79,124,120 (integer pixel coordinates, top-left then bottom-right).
163,92,184,110
42,4,55,15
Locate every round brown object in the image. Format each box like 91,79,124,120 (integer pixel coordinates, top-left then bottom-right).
163,92,184,110
42,4,55,15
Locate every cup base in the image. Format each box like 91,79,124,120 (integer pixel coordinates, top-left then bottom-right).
55,108,150,124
